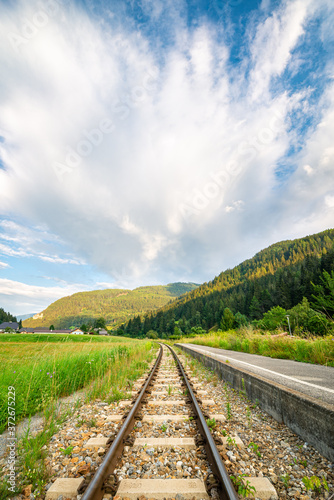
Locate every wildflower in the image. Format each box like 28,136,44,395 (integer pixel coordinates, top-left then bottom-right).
47,372,49,375
13,371,16,373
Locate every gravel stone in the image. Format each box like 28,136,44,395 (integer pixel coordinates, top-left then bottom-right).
2,347,332,499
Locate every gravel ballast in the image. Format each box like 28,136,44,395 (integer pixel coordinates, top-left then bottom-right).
1,347,333,499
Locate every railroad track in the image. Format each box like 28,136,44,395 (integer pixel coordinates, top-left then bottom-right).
68,343,238,500
41,342,332,500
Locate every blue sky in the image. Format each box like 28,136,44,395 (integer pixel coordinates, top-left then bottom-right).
0,0,334,315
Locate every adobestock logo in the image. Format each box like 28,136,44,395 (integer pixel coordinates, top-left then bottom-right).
53,68,159,182
7,0,69,53
178,106,286,219
53,119,115,181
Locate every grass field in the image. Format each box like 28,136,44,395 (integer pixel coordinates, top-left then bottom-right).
178,329,334,366
0,334,157,498
0,334,154,433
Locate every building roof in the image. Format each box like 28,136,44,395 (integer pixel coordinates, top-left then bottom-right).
99,329,108,335
32,327,53,331
18,327,79,334
47,329,72,333
22,329,72,334
0,322,19,330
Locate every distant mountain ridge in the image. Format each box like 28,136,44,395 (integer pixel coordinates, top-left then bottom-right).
120,228,334,336
17,313,37,321
22,282,199,329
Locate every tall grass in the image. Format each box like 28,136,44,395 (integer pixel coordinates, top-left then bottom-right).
181,329,334,366
0,333,137,343
0,339,154,432
0,339,156,498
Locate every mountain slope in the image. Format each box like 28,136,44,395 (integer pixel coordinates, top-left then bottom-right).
22,282,199,329
122,229,334,336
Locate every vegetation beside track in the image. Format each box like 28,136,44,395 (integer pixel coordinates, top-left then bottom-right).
0,336,158,498
171,328,334,366
0,336,156,432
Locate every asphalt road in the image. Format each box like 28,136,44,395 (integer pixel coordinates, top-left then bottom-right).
180,343,334,406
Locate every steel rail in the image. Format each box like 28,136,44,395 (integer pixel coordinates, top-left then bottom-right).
81,344,163,500
166,344,239,500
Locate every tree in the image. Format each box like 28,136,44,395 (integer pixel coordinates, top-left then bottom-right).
94,317,106,329
49,325,55,331
174,326,183,337
166,318,175,336
132,316,142,337
19,319,22,329
220,308,235,331
249,297,262,320
259,289,273,313
234,312,248,328
311,270,334,318
80,324,88,333
194,311,201,326
0,307,17,323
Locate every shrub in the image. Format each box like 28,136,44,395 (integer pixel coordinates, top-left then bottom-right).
146,330,158,339
288,298,332,336
258,306,287,330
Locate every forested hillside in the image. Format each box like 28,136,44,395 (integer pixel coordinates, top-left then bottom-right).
120,229,334,337
0,308,17,323
23,282,198,329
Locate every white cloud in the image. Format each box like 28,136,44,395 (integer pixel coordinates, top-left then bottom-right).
0,278,83,298
95,281,118,289
0,261,10,269
0,220,84,265
303,164,314,175
38,255,84,265
249,0,311,101
0,242,29,258
0,278,88,314
225,200,245,213
0,0,332,295
325,195,334,208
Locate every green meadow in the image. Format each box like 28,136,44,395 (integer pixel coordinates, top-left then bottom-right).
0,334,157,498
0,334,155,433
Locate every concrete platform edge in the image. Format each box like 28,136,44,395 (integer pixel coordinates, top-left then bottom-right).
176,343,334,462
